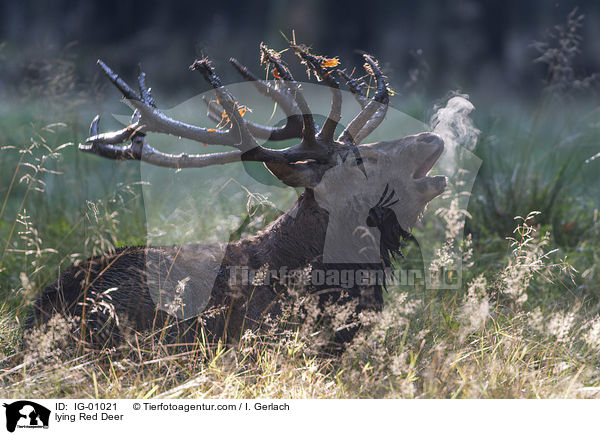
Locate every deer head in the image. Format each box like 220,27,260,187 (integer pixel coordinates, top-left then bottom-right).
80,42,446,270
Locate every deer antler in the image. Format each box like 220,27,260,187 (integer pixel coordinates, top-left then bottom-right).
338,55,389,146
205,57,304,141
290,43,342,144
80,42,392,187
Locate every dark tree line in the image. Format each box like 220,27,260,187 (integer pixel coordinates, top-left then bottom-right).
1,0,599,100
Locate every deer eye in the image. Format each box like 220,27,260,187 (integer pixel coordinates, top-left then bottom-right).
351,155,377,169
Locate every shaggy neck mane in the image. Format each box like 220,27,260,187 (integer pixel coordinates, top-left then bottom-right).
232,189,330,271
229,188,410,274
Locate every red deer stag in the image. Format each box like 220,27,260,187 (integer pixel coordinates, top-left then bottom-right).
25,43,446,351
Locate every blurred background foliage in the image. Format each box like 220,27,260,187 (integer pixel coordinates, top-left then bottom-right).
0,0,599,295
2,0,600,103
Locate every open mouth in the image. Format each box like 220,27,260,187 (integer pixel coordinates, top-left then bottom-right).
413,141,444,180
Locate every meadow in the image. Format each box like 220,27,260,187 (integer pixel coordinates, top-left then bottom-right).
1,10,599,398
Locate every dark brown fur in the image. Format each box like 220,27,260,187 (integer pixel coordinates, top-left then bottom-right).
25,189,386,350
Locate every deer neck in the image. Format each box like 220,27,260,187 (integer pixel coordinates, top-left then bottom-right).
238,189,329,270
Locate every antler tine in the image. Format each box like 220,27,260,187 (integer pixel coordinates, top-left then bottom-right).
339,68,389,145
338,69,368,109
229,58,299,118
228,58,303,140
127,63,156,124
291,44,342,144
259,43,318,147
190,58,259,153
352,105,388,145
338,55,389,145
79,114,137,158
137,63,156,108
98,59,140,102
87,60,237,147
80,115,243,168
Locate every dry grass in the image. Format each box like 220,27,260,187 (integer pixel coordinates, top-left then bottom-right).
2,203,600,399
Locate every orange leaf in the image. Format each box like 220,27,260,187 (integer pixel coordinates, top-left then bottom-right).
208,128,216,132
321,57,339,68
